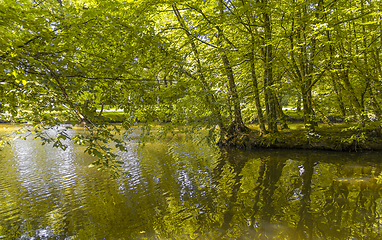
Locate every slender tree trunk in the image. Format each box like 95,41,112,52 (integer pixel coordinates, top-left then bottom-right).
296,95,301,112
331,77,346,118
359,0,381,122
368,85,382,120
290,27,316,131
341,69,365,121
239,0,267,134
172,4,225,139
297,2,321,131
249,40,267,134
327,29,347,118
287,0,317,131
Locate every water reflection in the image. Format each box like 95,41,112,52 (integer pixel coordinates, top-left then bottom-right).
1,126,382,239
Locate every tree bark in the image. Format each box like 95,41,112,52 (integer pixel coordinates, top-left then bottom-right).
217,0,247,133
249,40,267,134
262,0,277,133
341,69,365,121
275,95,289,129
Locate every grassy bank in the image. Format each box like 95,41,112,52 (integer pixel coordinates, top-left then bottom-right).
2,110,381,152
236,122,382,152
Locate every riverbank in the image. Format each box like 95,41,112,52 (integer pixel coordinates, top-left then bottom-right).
0,111,125,124
230,123,382,152
2,111,381,152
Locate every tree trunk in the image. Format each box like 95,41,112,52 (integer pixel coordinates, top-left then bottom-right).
332,77,347,118
327,29,346,118
220,54,245,129
217,0,248,139
249,41,267,134
368,85,382,121
341,69,366,122
262,1,277,133
275,95,289,129
296,95,301,112
302,86,315,131
172,4,226,139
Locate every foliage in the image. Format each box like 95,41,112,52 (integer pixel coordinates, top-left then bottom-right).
1,0,382,172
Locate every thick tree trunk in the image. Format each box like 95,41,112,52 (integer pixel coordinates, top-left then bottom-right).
275,95,289,129
220,54,245,130
302,87,315,131
216,0,248,145
262,3,277,133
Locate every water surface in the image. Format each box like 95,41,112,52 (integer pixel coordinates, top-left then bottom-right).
1,124,382,239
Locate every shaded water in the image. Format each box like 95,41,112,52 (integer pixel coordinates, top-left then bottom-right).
1,124,382,239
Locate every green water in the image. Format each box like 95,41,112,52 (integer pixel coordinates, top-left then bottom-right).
1,124,382,239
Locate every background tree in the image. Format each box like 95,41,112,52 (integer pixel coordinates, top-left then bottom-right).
2,0,382,170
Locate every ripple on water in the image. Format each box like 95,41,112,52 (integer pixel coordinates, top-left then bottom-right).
2,128,382,239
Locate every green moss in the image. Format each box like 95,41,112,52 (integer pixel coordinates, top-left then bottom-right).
240,123,382,152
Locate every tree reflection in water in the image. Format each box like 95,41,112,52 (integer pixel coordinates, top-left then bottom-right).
152,147,382,239
1,134,382,239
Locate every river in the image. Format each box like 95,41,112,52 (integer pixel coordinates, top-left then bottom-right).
0,124,382,239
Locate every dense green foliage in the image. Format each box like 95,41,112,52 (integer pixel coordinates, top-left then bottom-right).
1,0,382,170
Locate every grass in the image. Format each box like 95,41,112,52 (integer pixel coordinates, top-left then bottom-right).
244,121,382,152
102,111,126,123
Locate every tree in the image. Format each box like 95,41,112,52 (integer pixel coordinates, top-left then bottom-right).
2,0,382,171
1,0,171,173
